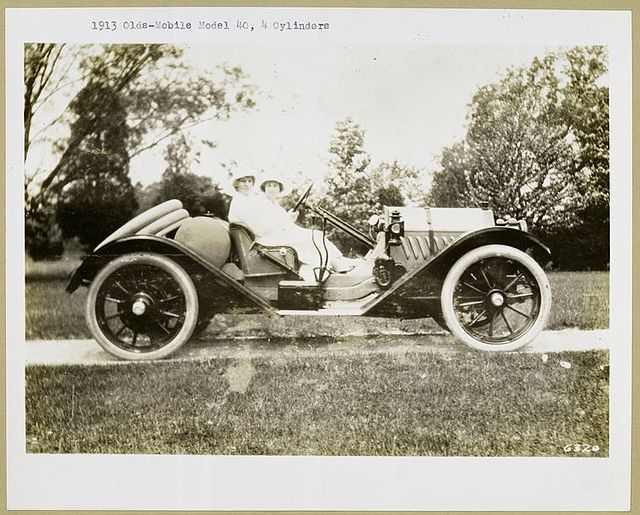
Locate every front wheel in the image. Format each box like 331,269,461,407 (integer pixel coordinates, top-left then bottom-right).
86,253,199,360
441,245,551,351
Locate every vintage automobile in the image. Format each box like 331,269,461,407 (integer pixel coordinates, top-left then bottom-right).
67,185,552,360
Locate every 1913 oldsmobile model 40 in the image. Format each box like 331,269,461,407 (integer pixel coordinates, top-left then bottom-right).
67,184,552,360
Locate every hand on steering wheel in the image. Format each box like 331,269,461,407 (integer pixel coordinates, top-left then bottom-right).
292,183,314,212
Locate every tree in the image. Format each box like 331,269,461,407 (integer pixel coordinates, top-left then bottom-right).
56,177,138,251
427,142,469,207
427,46,609,268
27,44,255,199
26,44,167,197
23,43,65,159
550,46,609,268
24,204,63,260
25,43,256,257
324,118,424,253
55,81,138,249
152,135,229,219
370,160,421,206
376,183,404,208
323,117,376,252
463,63,578,232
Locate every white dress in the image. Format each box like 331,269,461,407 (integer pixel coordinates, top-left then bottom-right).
228,192,343,267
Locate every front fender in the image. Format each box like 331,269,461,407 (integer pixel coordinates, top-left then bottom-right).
66,235,273,312
364,227,551,317
420,226,551,278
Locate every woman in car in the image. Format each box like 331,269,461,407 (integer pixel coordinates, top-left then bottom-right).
227,171,358,273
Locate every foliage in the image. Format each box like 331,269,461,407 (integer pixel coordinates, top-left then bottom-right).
54,81,138,250
56,177,138,251
324,118,421,253
428,46,609,269
24,204,63,260
24,43,256,257
376,183,404,208
149,135,230,218
543,211,610,270
427,142,470,207
371,160,421,205
546,46,610,269
134,181,163,213
326,118,374,222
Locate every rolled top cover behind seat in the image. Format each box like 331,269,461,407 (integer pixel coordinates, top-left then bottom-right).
95,199,184,251
174,216,231,268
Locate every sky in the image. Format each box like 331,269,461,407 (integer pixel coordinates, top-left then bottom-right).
127,42,552,190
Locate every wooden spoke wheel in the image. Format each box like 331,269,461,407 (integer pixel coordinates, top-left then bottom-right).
86,253,199,360
441,245,551,351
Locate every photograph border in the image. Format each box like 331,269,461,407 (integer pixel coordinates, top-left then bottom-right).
3,0,638,513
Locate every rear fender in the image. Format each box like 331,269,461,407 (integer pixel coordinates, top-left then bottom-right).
66,235,274,312
364,227,551,317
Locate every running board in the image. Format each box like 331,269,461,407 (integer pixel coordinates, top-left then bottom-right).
276,293,377,317
277,307,366,316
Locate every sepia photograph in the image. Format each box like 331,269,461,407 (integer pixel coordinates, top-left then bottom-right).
7,5,632,511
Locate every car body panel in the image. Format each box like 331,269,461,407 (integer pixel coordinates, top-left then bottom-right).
66,235,275,313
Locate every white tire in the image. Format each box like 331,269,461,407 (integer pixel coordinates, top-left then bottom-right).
441,244,551,351
86,253,198,360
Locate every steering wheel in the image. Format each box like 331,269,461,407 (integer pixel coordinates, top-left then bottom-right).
292,183,314,212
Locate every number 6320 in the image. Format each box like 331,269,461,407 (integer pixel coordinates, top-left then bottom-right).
564,443,600,453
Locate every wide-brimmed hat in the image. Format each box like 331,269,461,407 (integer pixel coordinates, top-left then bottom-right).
259,174,289,196
221,170,257,195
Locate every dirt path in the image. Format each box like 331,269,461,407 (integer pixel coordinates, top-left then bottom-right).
25,329,610,366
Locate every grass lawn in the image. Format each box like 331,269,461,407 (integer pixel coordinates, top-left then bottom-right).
546,271,609,330
25,270,609,339
26,349,609,456
26,279,88,339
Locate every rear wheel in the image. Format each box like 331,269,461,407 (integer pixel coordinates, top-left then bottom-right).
86,253,199,360
441,245,551,351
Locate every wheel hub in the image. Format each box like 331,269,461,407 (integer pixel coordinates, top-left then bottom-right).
131,299,148,316
130,293,155,317
489,291,505,308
